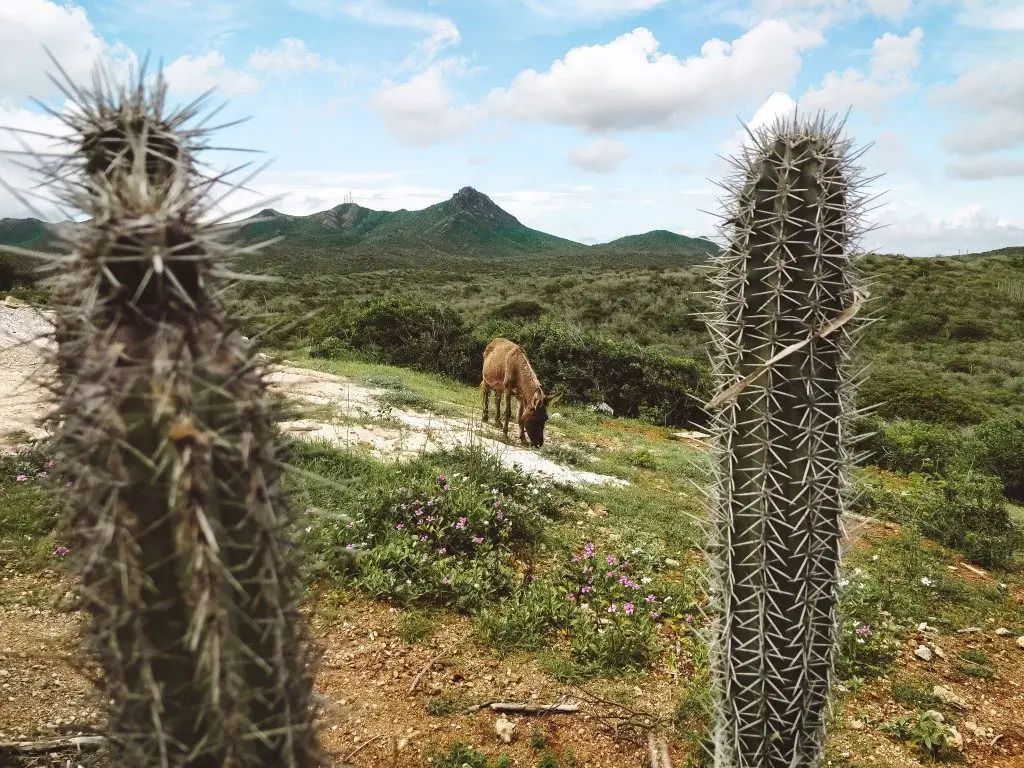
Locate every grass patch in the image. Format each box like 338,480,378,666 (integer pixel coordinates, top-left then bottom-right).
0,441,63,571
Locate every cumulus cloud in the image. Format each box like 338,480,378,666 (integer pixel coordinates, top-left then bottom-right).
485,22,824,132
799,27,924,120
246,38,343,75
955,0,1024,31
947,156,1024,180
933,56,1024,155
370,58,484,145
0,0,137,102
0,101,76,219
568,137,631,173
163,51,259,95
865,203,1024,256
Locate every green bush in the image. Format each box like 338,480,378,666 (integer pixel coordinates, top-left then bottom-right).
857,367,985,424
975,414,1024,497
854,467,1023,568
860,419,961,476
308,299,711,427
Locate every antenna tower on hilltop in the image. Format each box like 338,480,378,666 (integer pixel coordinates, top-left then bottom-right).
344,190,353,204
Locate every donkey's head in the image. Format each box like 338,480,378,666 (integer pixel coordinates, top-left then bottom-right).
522,392,558,448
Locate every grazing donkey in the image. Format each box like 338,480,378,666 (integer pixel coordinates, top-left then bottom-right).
480,338,556,448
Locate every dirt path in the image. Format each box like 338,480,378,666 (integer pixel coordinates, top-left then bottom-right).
0,303,626,487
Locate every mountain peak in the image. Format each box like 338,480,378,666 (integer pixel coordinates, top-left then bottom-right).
447,186,521,228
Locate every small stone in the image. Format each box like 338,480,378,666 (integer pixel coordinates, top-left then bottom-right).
933,685,967,708
933,645,947,660
494,715,515,744
1016,636,1024,650
664,558,681,568
915,645,933,661
849,719,865,730
994,627,1012,636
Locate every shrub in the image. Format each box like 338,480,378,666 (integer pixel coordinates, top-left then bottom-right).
857,367,986,424
861,419,961,476
853,467,1023,569
492,298,545,322
975,414,1024,497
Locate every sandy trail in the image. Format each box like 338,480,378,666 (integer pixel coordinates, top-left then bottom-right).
0,303,626,486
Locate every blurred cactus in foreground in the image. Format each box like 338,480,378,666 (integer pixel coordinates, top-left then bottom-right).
702,111,875,768
4,57,324,767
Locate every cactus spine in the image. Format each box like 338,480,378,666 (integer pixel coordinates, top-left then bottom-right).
703,111,873,768
26,60,324,767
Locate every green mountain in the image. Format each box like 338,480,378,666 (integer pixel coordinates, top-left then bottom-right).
225,187,718,274
0,187,719,282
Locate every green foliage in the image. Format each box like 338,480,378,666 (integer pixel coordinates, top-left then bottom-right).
853,468,1024,568
860,418,961,476
426,742,513,768
975,414,1024,495
891,679,943,711
879,710,962,761
857,366,986,424
304,298,711,427
290,441,568,611
0,443,62,568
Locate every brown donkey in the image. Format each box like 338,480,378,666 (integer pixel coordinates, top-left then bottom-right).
480,338,556,447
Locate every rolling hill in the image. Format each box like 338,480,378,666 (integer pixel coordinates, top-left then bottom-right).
0,186,719,283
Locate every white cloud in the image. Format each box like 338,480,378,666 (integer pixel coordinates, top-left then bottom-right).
947,156,1024,180
518,0,669,18
485,22,824,132
569,137,631,173
955,0,1024,31
933,56,1024,155
866,203,1024,256
799,27,923,120
289,0,459,67
0,0,137,102
246,38,342,75
0,101,76,220
718,91,799,159
163,51,259,95
370,58,484,145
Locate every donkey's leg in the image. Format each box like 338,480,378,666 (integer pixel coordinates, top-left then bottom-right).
503,392,513,437
481,382,490,422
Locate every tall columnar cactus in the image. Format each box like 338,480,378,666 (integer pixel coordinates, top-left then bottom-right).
19,60,324,767
702,111,873,768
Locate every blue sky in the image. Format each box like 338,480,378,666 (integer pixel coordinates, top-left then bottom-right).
1,0,1023,255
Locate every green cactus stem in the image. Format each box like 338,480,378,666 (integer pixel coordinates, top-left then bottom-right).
702,110,876,768
9,57,325,768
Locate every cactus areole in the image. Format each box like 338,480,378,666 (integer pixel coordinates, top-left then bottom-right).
704,111,872,768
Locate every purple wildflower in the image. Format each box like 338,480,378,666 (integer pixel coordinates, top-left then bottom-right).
623,603,635,615
53,545,69,557
455,517,467,530
15,474,27,482
472,536,484,545
855,624,872,637
583,542,595,559
645,594,657,603
606,555,618,565
395,523,404,530
607,604,617,613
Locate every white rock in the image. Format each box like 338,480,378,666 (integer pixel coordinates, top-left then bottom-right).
933,645,947,660
995,627,1012,637
494,715,515,744
914,645,933,661
933,685,967,708
1016,636,1024,650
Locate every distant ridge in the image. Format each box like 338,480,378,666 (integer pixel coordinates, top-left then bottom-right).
3,186,719,279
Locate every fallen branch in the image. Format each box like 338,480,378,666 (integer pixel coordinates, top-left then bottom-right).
0,735,106,755
648,733,673,768
488,701,579,714
409,650,447,694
